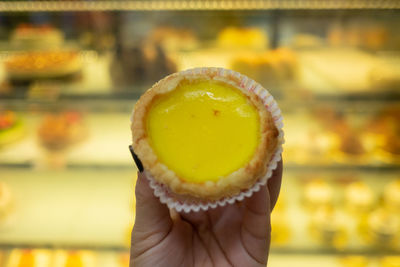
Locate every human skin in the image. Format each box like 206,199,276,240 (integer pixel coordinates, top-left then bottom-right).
130,159,283,267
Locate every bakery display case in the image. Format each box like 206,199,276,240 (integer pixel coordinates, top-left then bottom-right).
0,1,400,266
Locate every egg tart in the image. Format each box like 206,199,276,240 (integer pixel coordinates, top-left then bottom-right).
131,68,280,201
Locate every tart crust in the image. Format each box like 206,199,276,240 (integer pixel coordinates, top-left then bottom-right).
131,68,279,200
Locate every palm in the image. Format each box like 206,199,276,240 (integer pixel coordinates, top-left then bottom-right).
131,160,282,267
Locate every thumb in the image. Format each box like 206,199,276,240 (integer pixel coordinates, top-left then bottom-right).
133,172,172,234
130,172,172,263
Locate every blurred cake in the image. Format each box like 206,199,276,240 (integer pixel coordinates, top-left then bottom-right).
0,111,24,147
231,48,297,93
65,253,83,267
146,26,198,51
345,181,376,214
383,179,400,212
380,256,400,267
5,51,81,81
327,24,388,50
314,109,367,161
7,249,51,267
303,179,334,210
53,251,95,267
110,43,177,87
38,112,87,151
309,206,347,248
364,26,389,50
217,26,269,50
291,33,324,48
359,208,400,246
339,256,369,267
118,252,130,267
10,24,64,49
329,118,366,158
366,107,400,159
271,210,291,246
16,250,35,267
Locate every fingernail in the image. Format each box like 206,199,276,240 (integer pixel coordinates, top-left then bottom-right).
129,145,144,172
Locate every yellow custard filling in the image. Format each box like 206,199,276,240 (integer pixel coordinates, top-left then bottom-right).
146,80,260,183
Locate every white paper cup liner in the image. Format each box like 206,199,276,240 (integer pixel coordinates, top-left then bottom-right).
133,67,284,213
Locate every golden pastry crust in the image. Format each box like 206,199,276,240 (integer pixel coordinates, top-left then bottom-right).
131,68,279,200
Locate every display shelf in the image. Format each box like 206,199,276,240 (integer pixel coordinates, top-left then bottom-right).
0,51,117,97
271,171,400,254
0,113,134,169
1,49,399,109
1,162,400,173
0,112,399,171
0,169,398,254
0,0,399,12
0,169,135,249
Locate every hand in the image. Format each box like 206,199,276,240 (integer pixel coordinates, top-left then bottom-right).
130,159,283,267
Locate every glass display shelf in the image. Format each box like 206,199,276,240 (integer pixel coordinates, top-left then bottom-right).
0,169,398,254
1,48,400,109
0,112,399,171
0,169,135,250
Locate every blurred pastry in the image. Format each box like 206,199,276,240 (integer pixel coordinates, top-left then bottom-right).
383,179,400,212
231,48,297,94
345,181,376,214
65,252,83,267
7,249,50,267
314,109,367,161
5,51,81,81
367,107,400,159
16,250,35,267
273,194,286,213
38,111,87,151
359,208,400,246
118,252,130,267
327,25,345,47
271,210,291,246
346,27,362,47
338,132,366,156
364,26,388,50
146,26,198,51
110,43,177,87
10,24,64,49
291,33,324,48
217,27,269,50
0,182,12,222
53,251,95,267
330,118,365,157
380,256,400,267
303,179,334,210
369,62,400,90
309,206,347,248
339,255,369,267
327,24,388,50
0,111,24,147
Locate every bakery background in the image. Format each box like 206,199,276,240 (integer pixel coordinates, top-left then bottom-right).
0,1,400,266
